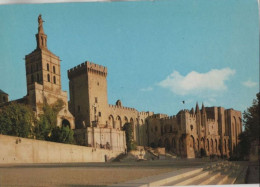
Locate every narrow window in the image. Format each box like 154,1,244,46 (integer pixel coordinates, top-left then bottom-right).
47,74,50,82
37,74,40,82
47,63,49,71
95,97,98,103
3,96,6,102
31,65,33,73
41,36,44,46
53,66,56,73
36,64,39,71
53,76,56,84
99,112,101,117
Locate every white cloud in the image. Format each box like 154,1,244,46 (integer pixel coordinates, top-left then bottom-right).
140,86,153,92
242,80,258,88
158,68,235,95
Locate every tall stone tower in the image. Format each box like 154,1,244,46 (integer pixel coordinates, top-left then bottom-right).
24,14,74,129
25,14,61,98
68,62,108,128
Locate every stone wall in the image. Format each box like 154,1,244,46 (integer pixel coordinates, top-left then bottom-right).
0,135,123,164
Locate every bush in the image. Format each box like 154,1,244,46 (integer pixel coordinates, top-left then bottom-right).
123,123,137,152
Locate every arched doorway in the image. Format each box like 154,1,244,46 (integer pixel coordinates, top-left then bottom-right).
62,119,71,129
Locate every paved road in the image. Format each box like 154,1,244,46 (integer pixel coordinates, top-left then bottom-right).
0,159,246,186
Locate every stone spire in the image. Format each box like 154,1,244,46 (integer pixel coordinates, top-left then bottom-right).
36,14,47,49
195,102,200,114
190,107,195,115
202,103,206,114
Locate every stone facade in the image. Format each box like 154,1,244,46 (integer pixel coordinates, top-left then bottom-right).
0,15,242,158
145,104,242,158
0,15,75,129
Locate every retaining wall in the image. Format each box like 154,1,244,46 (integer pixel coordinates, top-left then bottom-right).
0,135,123,164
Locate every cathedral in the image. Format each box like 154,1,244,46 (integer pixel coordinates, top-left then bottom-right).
0,15,242,158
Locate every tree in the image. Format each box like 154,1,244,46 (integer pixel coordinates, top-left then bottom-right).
49,126,74,144
35,99,75,144
35,99,64,140
237,92,260,159
0,102,36,138
123,123,137,151
243,93,259,142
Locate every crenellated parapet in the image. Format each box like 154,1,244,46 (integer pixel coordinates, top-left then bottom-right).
68,61,107,79
108,104,137,112
139,111,154,117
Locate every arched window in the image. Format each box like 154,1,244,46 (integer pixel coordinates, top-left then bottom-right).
53,66,56,73
47,74,50,82
53,76,56,84
47,63,49,71
31,74,34,83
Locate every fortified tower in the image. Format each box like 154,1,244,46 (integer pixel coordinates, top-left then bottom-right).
24,15,74,129
68,62,108,128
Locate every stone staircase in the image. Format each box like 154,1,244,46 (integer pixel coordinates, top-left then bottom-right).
165,161,246,186
110,161,247,186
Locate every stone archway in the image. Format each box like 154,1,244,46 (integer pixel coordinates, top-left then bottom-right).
62,119,71,129
109,115,115,128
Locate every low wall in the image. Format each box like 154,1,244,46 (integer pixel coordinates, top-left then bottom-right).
0,135,123,164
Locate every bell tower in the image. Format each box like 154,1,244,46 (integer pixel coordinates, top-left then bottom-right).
25,14,61,95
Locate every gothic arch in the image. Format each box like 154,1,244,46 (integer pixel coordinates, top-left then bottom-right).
201,137,205,150
124,116,128,125
116,116,122,129
109,115,115,128
130,118,134,125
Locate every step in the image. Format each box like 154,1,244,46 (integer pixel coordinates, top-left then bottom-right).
225,165,245,184
165,170,210,186
110,167,203,187
208,167,234,185
192,164,231,185
193,170,222,185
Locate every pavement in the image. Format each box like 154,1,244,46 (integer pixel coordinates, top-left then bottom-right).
0,159,255,186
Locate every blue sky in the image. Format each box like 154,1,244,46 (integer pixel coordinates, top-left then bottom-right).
0,0,259,116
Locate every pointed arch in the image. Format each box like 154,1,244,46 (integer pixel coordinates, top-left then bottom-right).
109,115,115,128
